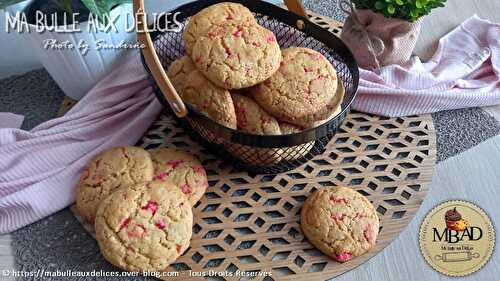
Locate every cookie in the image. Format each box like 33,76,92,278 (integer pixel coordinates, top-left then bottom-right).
232,93,281,135
304,79,345,128
301,104,342,129
310,104,342,127
75,147,154,223
301,187,379,262
183,2,256,55
227,121,306,166
279,122,302,135
228,94,282,164
252,47,339,127
166,56,197,93
150,148,208,206
192,22,281,89
226,145,283,166
95,181,193,273
277,122,317,161
167,61,237,128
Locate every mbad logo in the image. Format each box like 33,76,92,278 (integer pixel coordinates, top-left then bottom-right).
419,201,495,277
432,207,483,243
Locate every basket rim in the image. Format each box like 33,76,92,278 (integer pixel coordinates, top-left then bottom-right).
141,0,359,147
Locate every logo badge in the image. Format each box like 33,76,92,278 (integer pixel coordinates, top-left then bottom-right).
419,200,495,277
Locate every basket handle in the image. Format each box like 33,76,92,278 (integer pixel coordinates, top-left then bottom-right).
283,0,307,17
133,0,307,118
134,0,187,117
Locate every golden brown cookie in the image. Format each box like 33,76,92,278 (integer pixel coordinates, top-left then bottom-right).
75,147,154,223
279,122,302,135
304,79,345,128
166,56,197,93
167,58,237,129
150,148,208,206
252,47,339,127
232,93,281,135
277,122,317,162
310,104,342,127
301,187,379,262
228,94,282,165
226,145,283,166
192,22,281,89
228,121,306,165
183,2,256,55
95,181,193,273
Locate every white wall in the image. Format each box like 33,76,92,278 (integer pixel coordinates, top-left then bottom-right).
0,0,282,79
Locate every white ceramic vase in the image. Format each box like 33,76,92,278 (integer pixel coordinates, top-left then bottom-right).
18,3,135,100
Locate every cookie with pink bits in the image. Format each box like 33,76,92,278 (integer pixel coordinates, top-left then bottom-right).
183,2,256,55
252,47,339,127
95,181,193,273
167,57,237,128
75,147,154,224
192,21,281,89
166,55,197,93
301,186,379,262
303,79,345,128
149,148,208,206
232,93,281,135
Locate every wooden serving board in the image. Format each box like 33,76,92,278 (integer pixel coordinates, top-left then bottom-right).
70,111,436,280
66,14,437,281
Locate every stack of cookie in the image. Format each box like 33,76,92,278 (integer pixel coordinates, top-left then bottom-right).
168,2,344,137
75,146,208,274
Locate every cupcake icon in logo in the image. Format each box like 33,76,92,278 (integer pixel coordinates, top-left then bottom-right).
444,207,468,232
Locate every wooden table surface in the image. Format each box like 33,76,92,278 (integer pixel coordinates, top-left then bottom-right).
1,0,500,280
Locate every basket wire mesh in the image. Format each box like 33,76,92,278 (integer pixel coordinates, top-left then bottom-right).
143,0,358,174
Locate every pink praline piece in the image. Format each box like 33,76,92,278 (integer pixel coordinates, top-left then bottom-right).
335,251,352,262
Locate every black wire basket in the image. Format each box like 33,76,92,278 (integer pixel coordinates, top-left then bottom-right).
141,0,359,174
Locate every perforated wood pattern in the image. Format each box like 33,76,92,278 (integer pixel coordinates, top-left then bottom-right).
308,11,344,35
70,15,436,281
72,110,435,280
